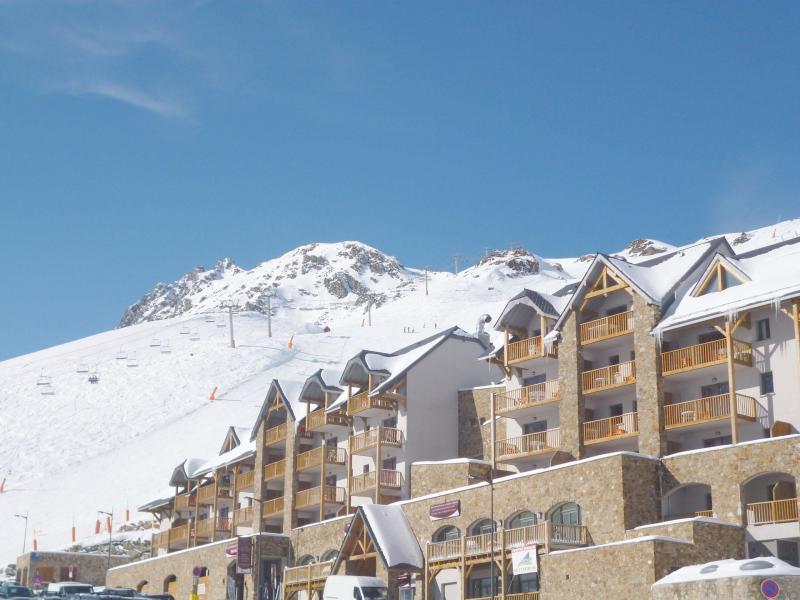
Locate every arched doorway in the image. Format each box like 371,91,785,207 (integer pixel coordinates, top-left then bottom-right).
662,483,713,520
547,502,580,525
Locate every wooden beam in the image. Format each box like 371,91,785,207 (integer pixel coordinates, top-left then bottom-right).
724,319,739,444
503,327,509,368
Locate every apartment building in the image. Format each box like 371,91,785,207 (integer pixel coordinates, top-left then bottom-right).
107,235,800,600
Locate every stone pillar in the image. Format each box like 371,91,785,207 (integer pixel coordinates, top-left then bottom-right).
632,295,666,457
283,423,299,532
557,312,584,459
253,423,266,533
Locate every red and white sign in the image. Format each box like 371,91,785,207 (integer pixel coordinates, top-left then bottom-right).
429,500,460,521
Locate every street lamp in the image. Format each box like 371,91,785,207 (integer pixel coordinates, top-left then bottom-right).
469,466,495,600
14,513,29,554
98,510,113,571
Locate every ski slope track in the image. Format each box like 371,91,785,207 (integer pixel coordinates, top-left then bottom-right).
1,222,798,563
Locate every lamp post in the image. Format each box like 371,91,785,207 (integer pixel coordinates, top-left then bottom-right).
98,510,113,571
14,513,29,555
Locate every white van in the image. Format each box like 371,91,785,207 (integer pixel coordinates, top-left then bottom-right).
323,576,388,600
45,581,94,596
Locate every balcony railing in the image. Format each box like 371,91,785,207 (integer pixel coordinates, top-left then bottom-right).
195,516,231,538
264,459,286,482
295,485,347,509
494,381,560,415
664,393,757,429
167,523,190,548
506,336,557,364
351,469,404,495
347,391,398,416
426,522,587,564
284,561,334,587
265,422,288,446
233,505,254,525
236,470,255,490
296,446,347,471
746,498,799,525
196,484,216,505
581,361,636,394
307,408,352,432
580,310,634,345
350,427,404,454
174,492,195,511
661,338,753,376
151,530,169,550
583,412,638,444
495,429,560,461
263,497,284,518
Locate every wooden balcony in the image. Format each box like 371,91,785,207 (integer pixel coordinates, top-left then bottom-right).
265,422,288,446
195,516,231,539
506,336,557,365
350,427,404,455
580,310,634,345
664,393,757,429
284,561,334,593
350,469,404,495
151,530,169,551
236,469,255,490
581,361,636,394
174,492,195,511
695,510,714,518
233,505,254,526
347,391,398,416
295,446,347,472
494,381,560,416
196,484,216,505
746,498,799,525
167,523,190,550
583,412,638,445
426,522,587,567
661,338,752,376
295,485,347,510
307,407,352,432
263,496,284,518
264,459,286,482
495,429,560,462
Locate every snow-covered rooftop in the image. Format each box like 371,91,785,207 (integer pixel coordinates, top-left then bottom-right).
653,556,800,586
359,504,424,570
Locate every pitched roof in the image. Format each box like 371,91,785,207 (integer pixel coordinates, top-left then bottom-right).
493,289,566,331
249,378,307,440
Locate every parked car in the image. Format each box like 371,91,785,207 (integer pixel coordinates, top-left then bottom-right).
0,583,34,598
93,590,136,598
44,583,93,597
134,595,173,600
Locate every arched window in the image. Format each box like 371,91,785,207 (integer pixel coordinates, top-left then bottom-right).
507,511,537,529
469,519,496,536
432,526,460,542
298,555,316,566
321,549,338,563
548,502,580,525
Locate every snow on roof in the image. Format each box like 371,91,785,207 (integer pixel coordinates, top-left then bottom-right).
169,457,207,486
359,504,424,570
656,238,800,332
550,535,691,556
250,377,311,439
653,556,800,586
632,516,740,530
193,439,256,477
493,289,566,331
138,488,176,512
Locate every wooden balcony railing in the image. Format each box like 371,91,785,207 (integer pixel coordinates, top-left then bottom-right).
174,493,195,511
296,446,347,471
196,485,216,505
307,408,352,432
236,470,255,490
195,516,230,538
265,422,288,446
350,427,404,453
284,561,334,587
580,310,634,345
295,485,347,509
581,361,636,394
167,523,190,548
664,393,757,429
264,459,286,481
495,429,560,461
506,336,557,364
351,470,404,495
426,522,587,564
263,496,284,518
746,498,799,525
151,530,169,550
494,381,560,415
695,510,714,518
347,391,398,416
233,505,254,525
661,338,752,376
583,412,638,444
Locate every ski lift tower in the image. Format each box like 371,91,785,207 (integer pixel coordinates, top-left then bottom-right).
220,303,239,348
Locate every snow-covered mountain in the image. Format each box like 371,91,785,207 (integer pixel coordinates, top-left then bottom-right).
1,219,799,564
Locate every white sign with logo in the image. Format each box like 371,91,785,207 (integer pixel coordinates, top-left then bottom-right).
511,544,538,575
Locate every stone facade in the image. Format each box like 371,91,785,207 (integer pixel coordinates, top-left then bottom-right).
632,295,667,458
557,312,582,460
652,574,800,599
458,385,504,460
16,551,131,588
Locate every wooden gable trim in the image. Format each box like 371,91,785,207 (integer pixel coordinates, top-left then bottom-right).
693,257,749,298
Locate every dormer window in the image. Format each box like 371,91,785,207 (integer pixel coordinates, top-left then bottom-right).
693,258,748,297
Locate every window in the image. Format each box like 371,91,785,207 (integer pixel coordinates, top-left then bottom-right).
549,502,581,525
761,371,775,395
694,261,746,297
699,331,724,344
470,577,499,598
399,588,415,600
606,305,628,316
326,437,339,447
609,404,623,417
700,382,728,397
523,421,547,435
608,354,620,366
523,373,546,386
326,475,337,486
756,318,771,341
383,416,397,428
382,457,397,470
433,526,460,542
470,519,496,535
507,511,537,529
703,434,732,448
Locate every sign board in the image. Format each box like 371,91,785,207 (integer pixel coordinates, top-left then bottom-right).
237,536,253,573
429,500,460,521
761,579,781,599
510,544,538,575
226,543,238,557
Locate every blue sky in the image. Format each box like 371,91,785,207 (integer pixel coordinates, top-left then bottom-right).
1,1,799,360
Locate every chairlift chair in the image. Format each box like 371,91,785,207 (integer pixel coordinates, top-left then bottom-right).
76,361,89,373
127,352,139,368
36,373,51,386
40,387,55,396
160,340,172,354
190,330,200,341
180,326,190,335
116,348,128,360
216,319,226,328
150,338,161,347
204,315,216,323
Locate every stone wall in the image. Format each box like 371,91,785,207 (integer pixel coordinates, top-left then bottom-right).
458,385,504,460
16,552,131,588
652,575,800,599
632,295,667,457
106,533,291,600
288,515,348,562
557,312,583,459
410,462,477,498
